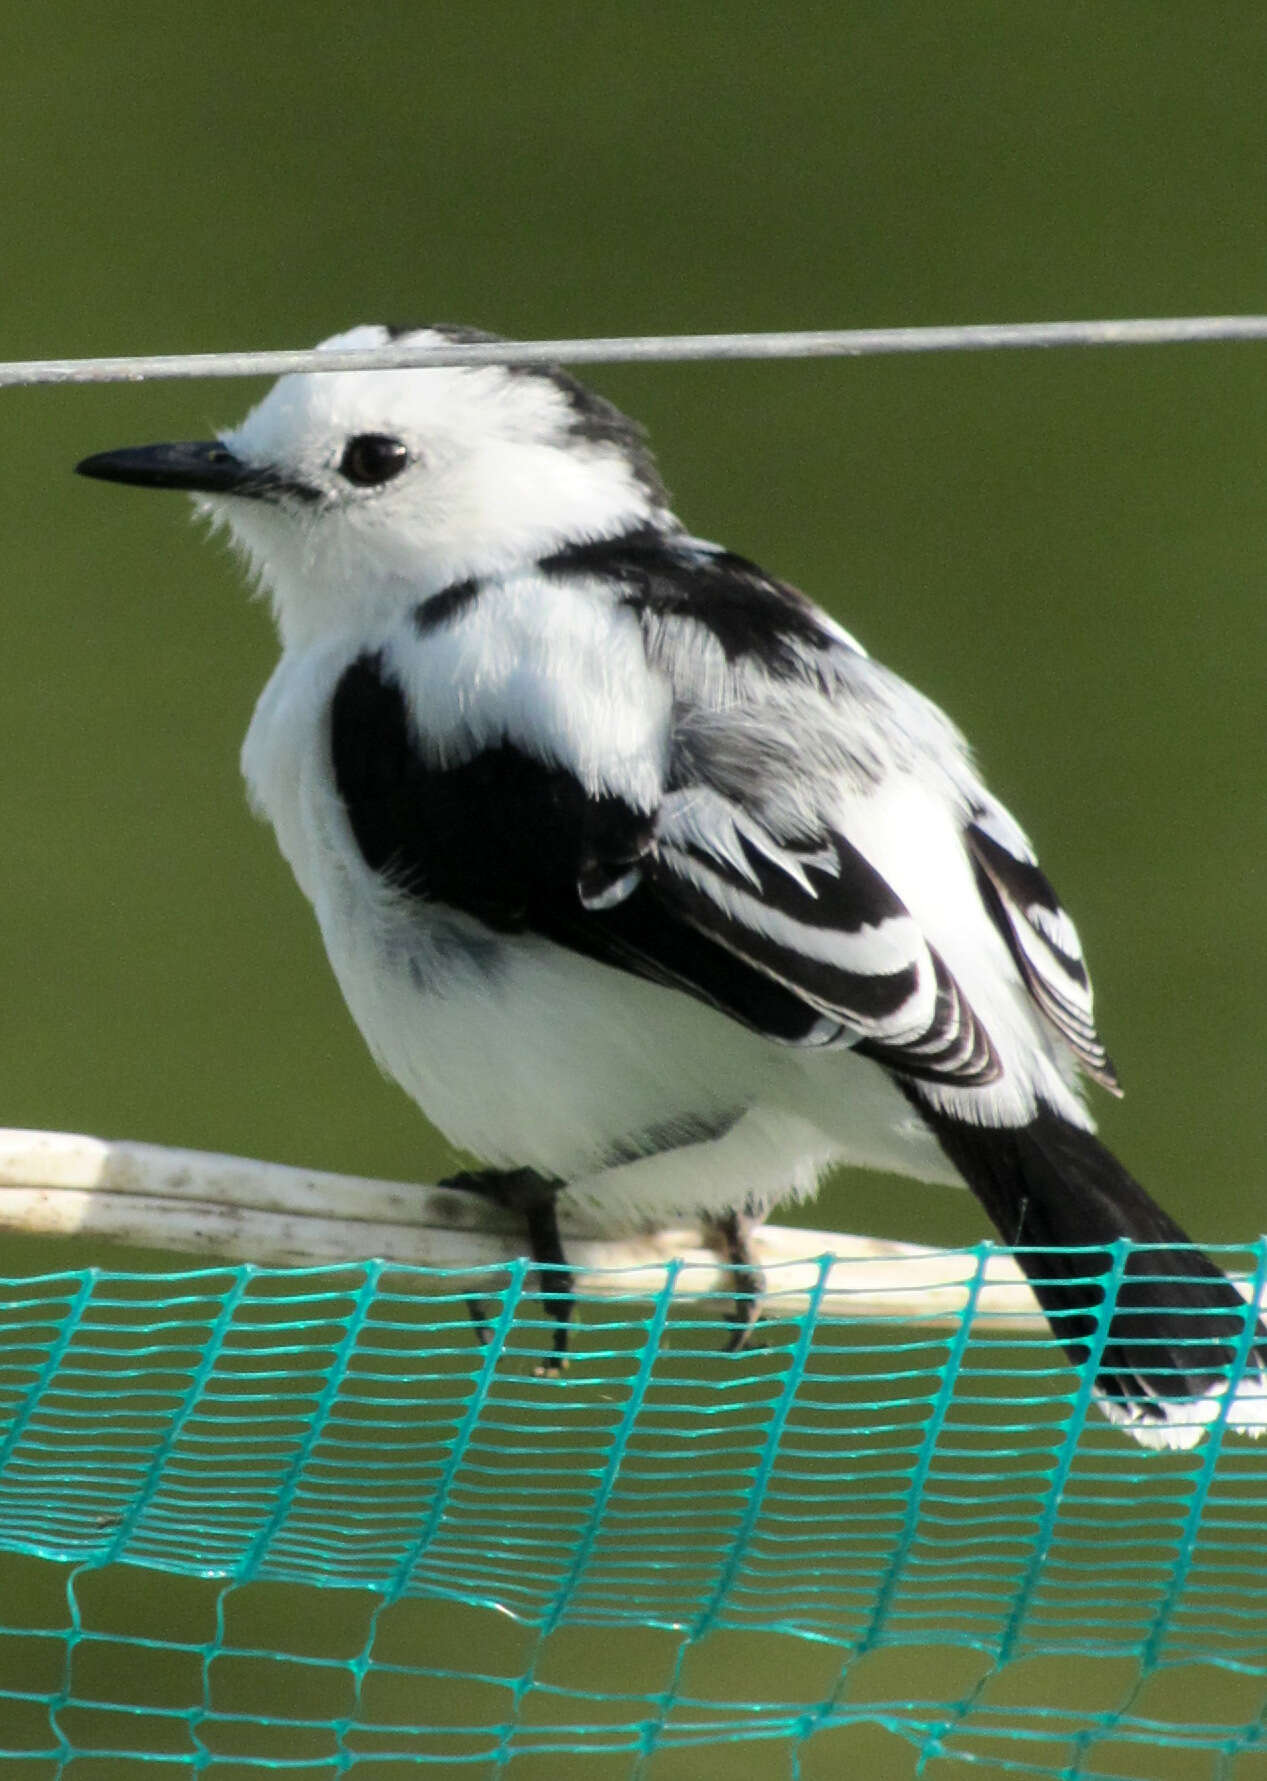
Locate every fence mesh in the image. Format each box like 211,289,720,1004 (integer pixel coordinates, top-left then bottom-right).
0,1245,1265,1778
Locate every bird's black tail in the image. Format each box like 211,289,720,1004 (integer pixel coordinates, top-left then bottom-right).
911,1096,1267,1448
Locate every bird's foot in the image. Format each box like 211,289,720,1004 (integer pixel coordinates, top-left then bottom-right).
704,1209,766,1352
440,1167,572,1372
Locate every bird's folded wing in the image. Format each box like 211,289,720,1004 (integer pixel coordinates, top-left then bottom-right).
593,784,1000,1086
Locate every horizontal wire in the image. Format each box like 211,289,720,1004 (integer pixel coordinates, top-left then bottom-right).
4,314,1267,389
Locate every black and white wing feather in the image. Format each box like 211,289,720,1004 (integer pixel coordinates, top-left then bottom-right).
966,798,1119,1092
638,788,999,1085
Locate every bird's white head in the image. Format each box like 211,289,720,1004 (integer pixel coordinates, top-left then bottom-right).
77,325,676,648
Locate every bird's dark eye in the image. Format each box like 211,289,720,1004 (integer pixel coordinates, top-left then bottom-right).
338,433,410,487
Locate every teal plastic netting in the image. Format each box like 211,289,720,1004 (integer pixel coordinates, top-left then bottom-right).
1,1245,1265,1779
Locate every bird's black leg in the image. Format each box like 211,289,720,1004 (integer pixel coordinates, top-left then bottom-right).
520,1186,573,1375
439,1168,573,1373
705,1209,766,1352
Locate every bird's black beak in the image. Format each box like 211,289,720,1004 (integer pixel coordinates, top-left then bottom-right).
75,441,295,500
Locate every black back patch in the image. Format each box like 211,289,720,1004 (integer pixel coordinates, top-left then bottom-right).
540,532,835,675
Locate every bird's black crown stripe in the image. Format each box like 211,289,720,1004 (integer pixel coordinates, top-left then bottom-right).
378,324,669,506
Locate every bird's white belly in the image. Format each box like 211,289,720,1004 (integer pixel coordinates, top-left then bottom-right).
320,879,958,1218
324,887,775,1176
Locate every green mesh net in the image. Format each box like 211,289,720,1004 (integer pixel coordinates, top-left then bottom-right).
0,1244,1265,1779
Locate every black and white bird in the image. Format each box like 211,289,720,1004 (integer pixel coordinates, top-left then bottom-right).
77,323,1266,1448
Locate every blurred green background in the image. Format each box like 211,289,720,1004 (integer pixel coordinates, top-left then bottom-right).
2,4,1267,1776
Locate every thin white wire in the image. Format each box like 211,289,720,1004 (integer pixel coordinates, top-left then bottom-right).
5,315,1267,388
